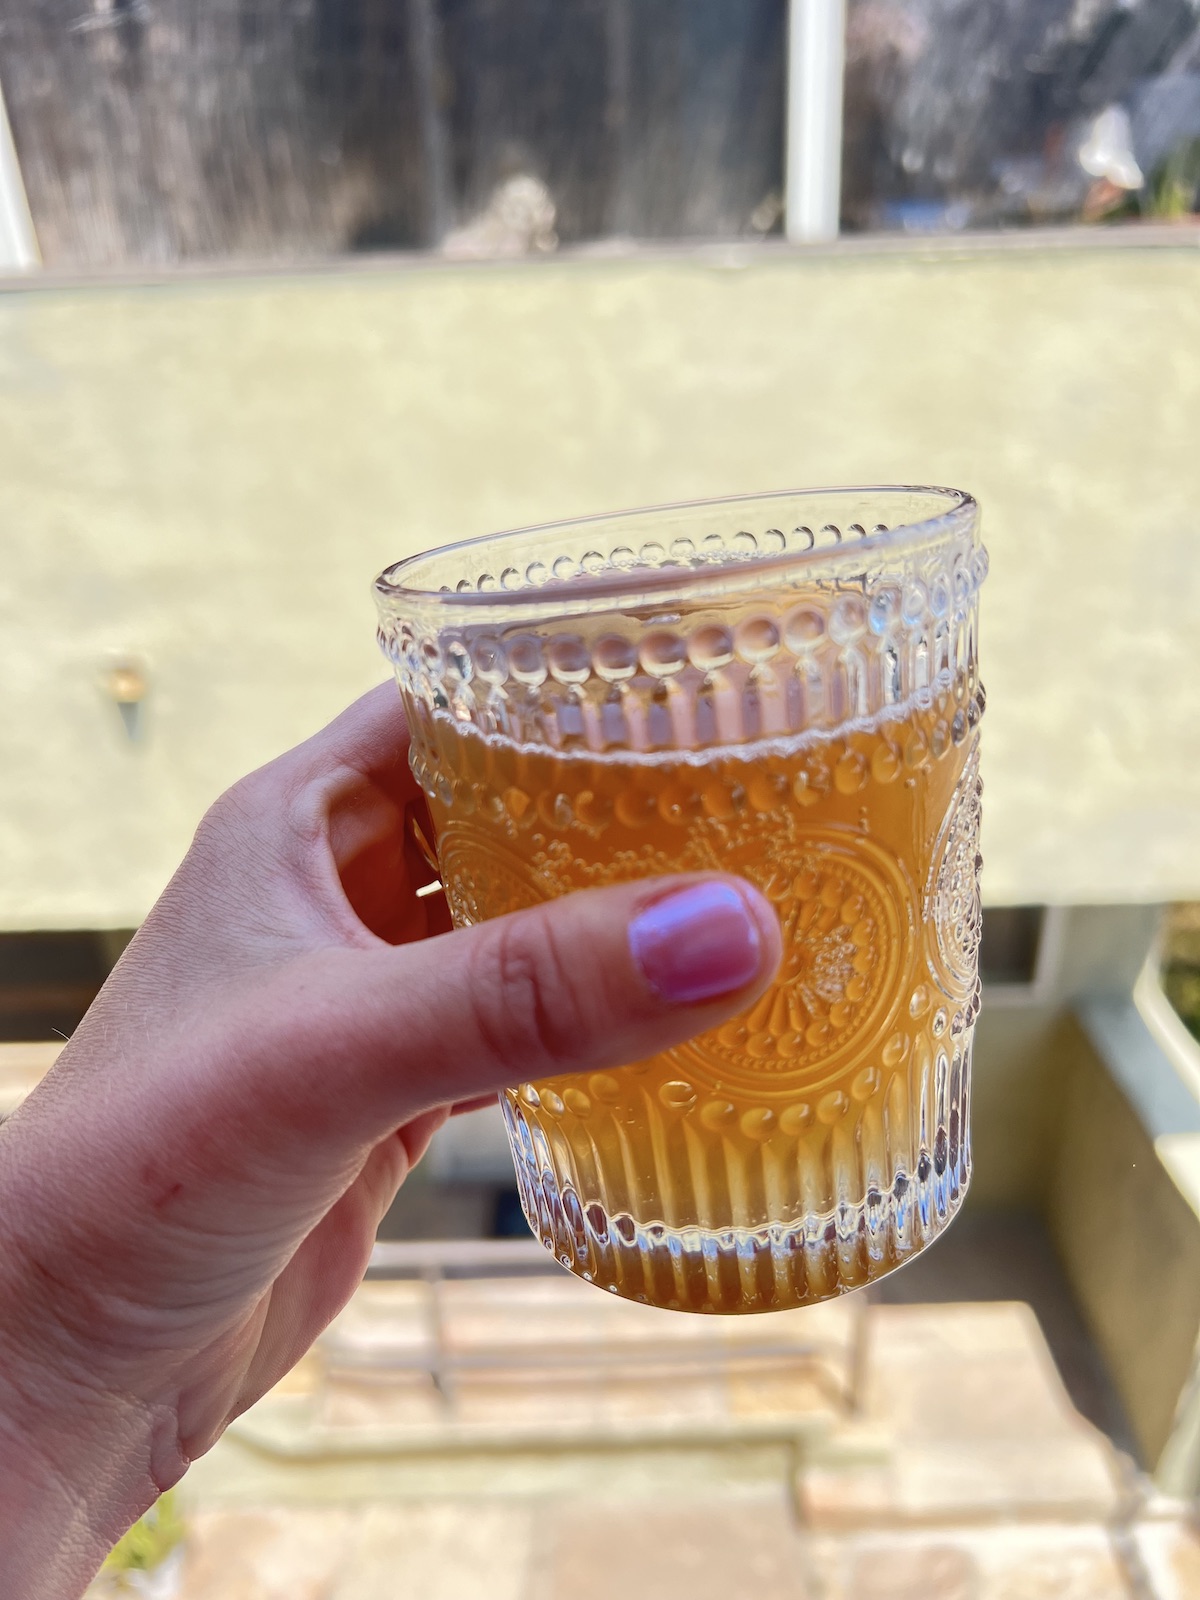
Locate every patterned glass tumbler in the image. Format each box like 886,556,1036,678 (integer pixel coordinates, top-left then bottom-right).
375,488,987,1314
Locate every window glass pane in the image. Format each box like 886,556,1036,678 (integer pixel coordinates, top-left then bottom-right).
0,0,786,268
843,0,1200,231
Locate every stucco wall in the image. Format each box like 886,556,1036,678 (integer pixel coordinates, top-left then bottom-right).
2,239,1200,927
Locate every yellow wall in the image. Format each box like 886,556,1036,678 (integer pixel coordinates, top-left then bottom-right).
3,241,1200,927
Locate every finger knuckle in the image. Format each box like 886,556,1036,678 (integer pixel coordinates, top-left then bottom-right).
194,764,325,863
468,912,589,1077
195,772,267,841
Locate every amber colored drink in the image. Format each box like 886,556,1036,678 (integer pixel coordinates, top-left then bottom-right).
415,693,981,1314
377,485,986,1314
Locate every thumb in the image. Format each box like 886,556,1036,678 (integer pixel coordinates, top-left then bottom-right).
264,874,782,1156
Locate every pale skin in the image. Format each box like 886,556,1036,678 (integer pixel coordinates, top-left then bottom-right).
0,685,781,1598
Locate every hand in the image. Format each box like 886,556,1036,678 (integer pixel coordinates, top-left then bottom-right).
0,685,780,1598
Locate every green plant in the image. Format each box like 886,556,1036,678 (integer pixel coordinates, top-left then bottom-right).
101,1490,186,1578
1163,904,1200,1044
1090,140,1200,224
1164,963,1200,1044
1145,140,1200,219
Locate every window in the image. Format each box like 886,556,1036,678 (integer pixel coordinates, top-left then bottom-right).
843,0,1200,232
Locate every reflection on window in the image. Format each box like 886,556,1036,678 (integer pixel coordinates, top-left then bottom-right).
843,0,1200,231
8,0,1199,270
0,0,786,269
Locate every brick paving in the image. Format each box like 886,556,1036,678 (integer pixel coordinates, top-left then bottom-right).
89,1279,1200,1600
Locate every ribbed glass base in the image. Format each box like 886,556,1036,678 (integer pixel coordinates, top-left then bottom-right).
502,1033,972,1314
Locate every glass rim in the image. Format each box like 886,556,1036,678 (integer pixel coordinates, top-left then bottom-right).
373,484,979,616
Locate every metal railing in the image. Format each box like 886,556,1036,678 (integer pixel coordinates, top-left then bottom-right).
351,1237,869,1418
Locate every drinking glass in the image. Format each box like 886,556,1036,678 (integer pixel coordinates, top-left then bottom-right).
375,488,986,1314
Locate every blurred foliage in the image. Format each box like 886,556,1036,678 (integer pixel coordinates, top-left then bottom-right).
101,1491,186,1580
1163,904,1200,1043
1165,966,1200,1042
1091,139,1200,221
1146,138,1200,217
842,0,1200,231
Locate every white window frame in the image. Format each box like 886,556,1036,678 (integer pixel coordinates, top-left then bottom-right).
785,0,846,244
0,81,38,272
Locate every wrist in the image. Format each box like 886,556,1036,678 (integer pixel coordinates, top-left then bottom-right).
0,1333,180,1599
0,1110,187,1596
